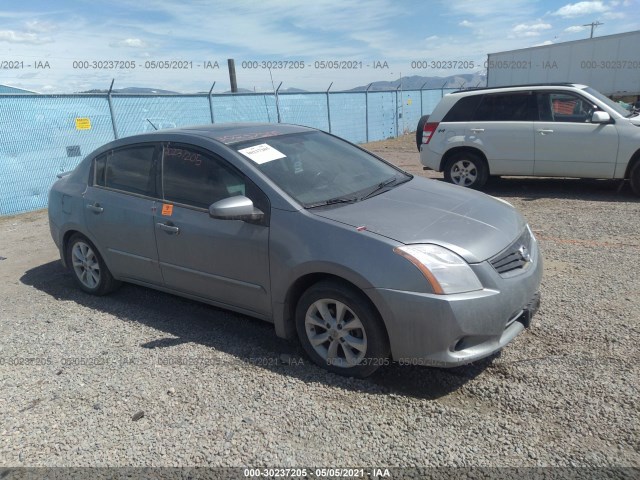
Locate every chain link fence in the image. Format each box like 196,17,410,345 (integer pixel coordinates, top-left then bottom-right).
0,87,457,216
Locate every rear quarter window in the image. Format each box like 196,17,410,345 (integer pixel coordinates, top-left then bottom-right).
442,95,483,122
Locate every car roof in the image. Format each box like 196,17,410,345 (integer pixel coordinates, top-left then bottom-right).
143,122,315,145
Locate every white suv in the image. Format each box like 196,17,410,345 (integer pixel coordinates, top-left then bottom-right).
418,83,640,195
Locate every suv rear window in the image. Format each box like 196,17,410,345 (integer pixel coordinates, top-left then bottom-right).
473,93,538,121
442,95,483,122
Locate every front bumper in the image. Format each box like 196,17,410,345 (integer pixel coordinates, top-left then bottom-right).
367,246,543,367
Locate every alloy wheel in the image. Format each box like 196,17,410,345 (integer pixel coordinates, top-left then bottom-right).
71,241,101,289
304,299,368,368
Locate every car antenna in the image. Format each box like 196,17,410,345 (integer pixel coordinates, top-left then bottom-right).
146,119,158,130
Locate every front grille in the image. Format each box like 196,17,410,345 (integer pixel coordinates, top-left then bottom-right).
490,227,533,275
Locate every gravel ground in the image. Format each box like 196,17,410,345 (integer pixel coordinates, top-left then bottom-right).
0,134,638,470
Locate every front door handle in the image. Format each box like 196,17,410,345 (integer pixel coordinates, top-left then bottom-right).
156,222,180,234
537,129,554,135
86,203,104,214
470,128,485,133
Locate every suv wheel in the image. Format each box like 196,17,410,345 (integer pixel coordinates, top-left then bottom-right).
416,115,430,151
444,151,488,189
295,281,389,378
630,161,640,196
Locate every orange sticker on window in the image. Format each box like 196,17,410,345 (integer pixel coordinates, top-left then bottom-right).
161,204,173,216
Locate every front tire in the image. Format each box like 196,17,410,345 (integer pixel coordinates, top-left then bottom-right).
66,233,120,295
630,161,640,196
295,281,389,378
443,151,488,189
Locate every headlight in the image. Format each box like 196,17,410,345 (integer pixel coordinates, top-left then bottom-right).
526,224,536,242
394,244,483,294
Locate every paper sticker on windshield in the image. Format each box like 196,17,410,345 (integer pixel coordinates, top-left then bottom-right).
238,143,286,164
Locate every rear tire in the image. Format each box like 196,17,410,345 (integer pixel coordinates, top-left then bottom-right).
416,115,430,151
66,233,120,295
443,151,488,189
630,161,640,196
295,281,389,378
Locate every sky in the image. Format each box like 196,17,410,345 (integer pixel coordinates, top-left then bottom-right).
0,0,638,93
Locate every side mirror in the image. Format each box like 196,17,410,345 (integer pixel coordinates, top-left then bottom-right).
591,111,611,123
209,195,264,221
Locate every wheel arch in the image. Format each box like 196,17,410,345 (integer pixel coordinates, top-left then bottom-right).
61,228,106,270
624,149,640,179
439,146,489,173
60,228,86,268
275,272,390,348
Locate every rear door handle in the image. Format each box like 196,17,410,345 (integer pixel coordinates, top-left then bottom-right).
537,129,554,134
156,222,180,234
470,128,485,133
86,203,104,214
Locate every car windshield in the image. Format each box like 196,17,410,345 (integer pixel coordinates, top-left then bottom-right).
233,131,411,207
583,86,632,117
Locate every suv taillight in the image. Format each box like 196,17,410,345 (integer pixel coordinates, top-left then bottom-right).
422,122,439,144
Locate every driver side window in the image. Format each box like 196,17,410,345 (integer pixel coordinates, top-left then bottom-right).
543,92,597,123
161,144,246,209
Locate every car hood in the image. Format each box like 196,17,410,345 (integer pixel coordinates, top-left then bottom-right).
312,177,526,263
628,115,640,126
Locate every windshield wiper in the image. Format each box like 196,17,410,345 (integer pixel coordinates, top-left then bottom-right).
359,176,399,201
305,195,359,209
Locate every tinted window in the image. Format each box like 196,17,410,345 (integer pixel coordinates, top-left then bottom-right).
541,92,597,123
473,93,538,121
442,95,483,122
162,145,246,209
95,146,157,196
94,153,106,186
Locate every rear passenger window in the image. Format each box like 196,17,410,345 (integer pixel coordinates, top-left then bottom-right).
95,146,157,197
162,145,246,209
473,93,538,121
442,95,483,122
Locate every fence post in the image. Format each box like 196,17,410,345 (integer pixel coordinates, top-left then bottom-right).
395,84,401,138
106,79,119,139
326,82,333,133
419,81,428,117
275,82,282,123
365,83,372,143
208,82,216,124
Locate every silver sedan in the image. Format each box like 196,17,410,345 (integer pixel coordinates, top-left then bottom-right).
48,123,542,377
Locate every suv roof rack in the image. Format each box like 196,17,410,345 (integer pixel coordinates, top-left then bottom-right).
452,83,577,93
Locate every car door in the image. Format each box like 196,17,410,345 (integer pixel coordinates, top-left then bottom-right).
154,143,271,317
467,92,536,175
83,144,163,285
534,91,619,178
